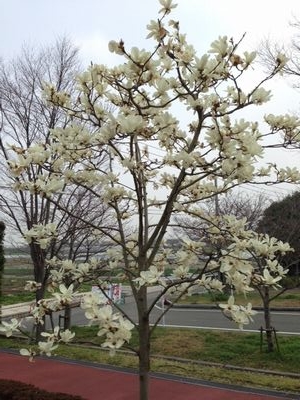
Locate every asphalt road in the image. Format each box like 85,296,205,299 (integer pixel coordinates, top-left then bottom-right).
55,292,300,335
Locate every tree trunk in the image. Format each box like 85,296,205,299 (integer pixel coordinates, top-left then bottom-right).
263,287,274,352
137,286,150,400
35,285,46,343
63,304,71,330
30,244,47,343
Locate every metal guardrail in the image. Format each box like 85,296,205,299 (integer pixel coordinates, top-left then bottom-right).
1,286,161,319
1,295,84,319
1,302,32,318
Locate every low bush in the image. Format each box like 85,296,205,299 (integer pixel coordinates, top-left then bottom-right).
0,379,85,400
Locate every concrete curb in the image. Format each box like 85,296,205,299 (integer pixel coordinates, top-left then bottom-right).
172,303,300,312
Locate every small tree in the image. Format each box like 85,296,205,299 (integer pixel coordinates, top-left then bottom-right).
246,236,292,352
1,1,300,399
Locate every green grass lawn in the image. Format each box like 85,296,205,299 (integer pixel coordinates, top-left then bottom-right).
2,258,34,300
3,257,300,308
70,325,300,374
1,327,300,394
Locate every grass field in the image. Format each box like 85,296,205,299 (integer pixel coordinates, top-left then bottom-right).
2,256,300,307
69,326,300,373
1,257,35,304
1,327,300,394
2,257,34,292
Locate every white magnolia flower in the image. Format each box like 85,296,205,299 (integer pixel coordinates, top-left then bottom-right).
134,266,164,287
41,326,60,341
243,51,256,66
276,53,289,69
38,340,58,356
24,280,42,292
240,303,257,322
250,87,272,104
53,284,76,305
158,0,177,14
220,297,256,329
262,269,282,287
96,305,119,332
219,295,238,318
209,36,229,57
0,318,20,337
20,348,36,362
118,114,144,133
231,309,251,330
146,20,168,41
81,292,107,320
108,40,124,55
173,265,190,279
60,329,75,343
101,315,134,354
209,279,224,292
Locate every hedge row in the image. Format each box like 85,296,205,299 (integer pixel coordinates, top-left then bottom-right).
0,379,86,399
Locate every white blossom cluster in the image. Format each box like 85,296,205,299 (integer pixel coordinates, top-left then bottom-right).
265,113,300,147
129,211,292,329
24,280,42,292
81,293,134,354
219,296,257,329
48,257,99,288
20,326,75,359
0,285,76,357
0,277,134,358
0,319,20,337
24,223,57,249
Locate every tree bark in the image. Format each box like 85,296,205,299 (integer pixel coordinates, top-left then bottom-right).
30,243,46,343
63,304,71,330
263,287,274,352
137,286,150,400
0,273,3,324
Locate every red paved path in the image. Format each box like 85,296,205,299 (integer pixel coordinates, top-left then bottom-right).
0,352,296,400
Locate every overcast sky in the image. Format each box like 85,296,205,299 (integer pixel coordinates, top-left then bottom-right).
2,1,299,62
2,0,300,200
2,1,299,104
2,1,299,114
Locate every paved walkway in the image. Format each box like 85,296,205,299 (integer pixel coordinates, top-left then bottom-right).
0,350,297,400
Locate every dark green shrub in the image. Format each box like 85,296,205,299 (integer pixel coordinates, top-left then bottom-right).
0,379,86,400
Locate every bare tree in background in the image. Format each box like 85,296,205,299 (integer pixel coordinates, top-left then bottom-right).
0,37,110,338
259,19,300,85
175,191,268,244
49,186,113,330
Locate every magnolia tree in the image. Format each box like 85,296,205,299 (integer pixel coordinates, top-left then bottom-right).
1,1,300,399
